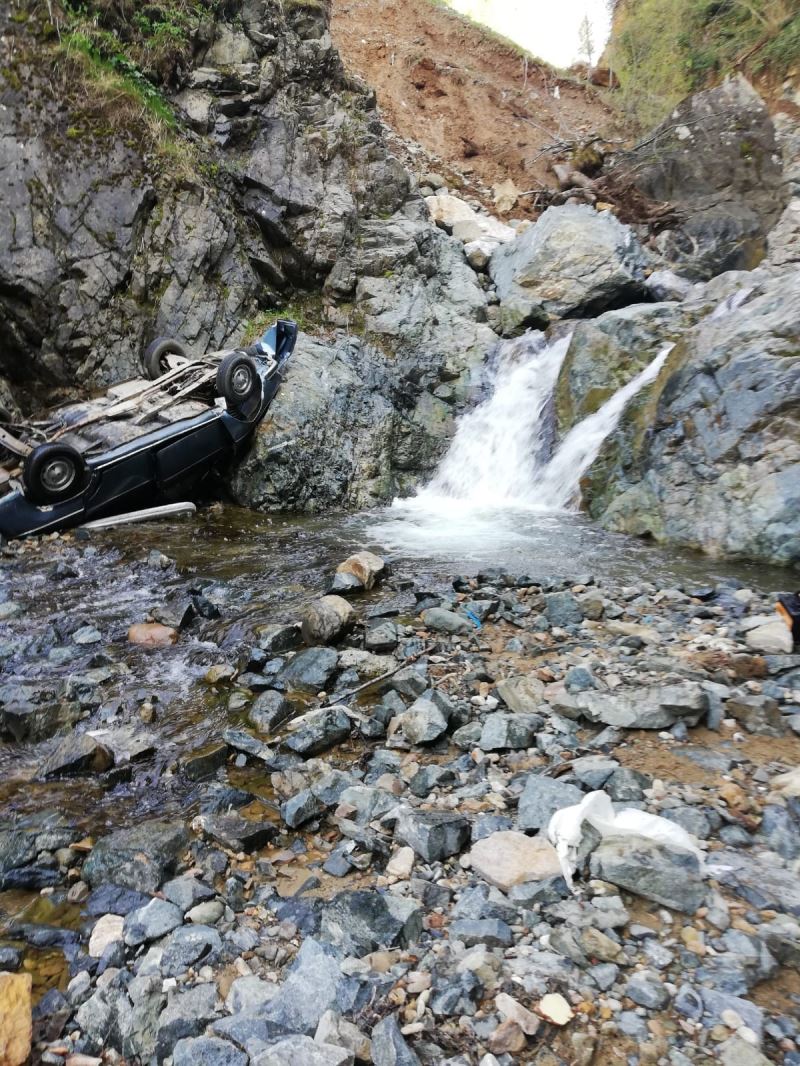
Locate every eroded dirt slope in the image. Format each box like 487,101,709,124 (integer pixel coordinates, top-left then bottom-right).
331,0,618,212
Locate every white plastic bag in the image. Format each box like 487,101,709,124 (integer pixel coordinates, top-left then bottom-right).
547,789,705,890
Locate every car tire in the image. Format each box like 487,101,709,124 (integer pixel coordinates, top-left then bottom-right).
216,352,260,412
143,337,189,380
23,443,89,505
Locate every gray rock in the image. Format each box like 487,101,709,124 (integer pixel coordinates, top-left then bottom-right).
282,788,328,828
625,970,670,1009
544,591,584,627
194,812,276,852
283,708,351,757
494,675,545,713
300,597,355,646
252,1035,353,1066
371,1015,421,1065
569,755,619,789
478,712,541,751
393,809,470,861
517,775,584,830
124,898,184,946
320,890,423,954
490,204,648,331
449,918,513,947
249,690,296,733
558,682,709,729
38,733,114,778
225,975,278,1014
260,938,357,1035
708,849,800,915
160,924,222,977
162,876,215,913
155,983,220,1061
613,77,785,280
392,697,449,745
83,820,189,893
420,608,471,635
279,648,339,694
590,836,706,913
173,1037,247,1066
598,270,800,568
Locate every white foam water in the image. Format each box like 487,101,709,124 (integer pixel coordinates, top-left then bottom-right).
420,331,572,505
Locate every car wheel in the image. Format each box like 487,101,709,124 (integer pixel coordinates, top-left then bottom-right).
23,443,89,505
143,337,190,380
216,352,260,412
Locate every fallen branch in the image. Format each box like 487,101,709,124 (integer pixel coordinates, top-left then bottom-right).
328,643,433,704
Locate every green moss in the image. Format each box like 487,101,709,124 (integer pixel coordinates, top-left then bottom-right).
0,66,23,91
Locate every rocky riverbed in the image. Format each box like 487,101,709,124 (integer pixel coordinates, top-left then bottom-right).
1,513,799,1066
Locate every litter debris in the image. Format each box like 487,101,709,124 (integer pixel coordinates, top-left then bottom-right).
547,789,704,890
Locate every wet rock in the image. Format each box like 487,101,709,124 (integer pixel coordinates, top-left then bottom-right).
256,624,302,655
283,708,351,756
393,809,470,861
222,728,275,762
0,972,32,1066
83,820,189,893
86,884,151,916
365,620,400,652
517,775,584,831
468,831,562,892
173,1036,247,1066
301,597,355,646
278,648,339,693
0,946,21,971
490,204,648,332
590,837,706,913
320,890,423,954
598,271,800,568
38,734,114,778
371,1014,422,1065
249,689,296,733
128,623,179,647
193,813,276,852
123,898,184,946
334,552,386,592
182,743,228,781
420,607,471,635
478,712,541,750
282,789,327,828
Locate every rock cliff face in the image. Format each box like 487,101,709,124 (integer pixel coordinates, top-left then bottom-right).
0,0,491,501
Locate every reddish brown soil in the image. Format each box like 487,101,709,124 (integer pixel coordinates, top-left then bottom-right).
331,0,619,215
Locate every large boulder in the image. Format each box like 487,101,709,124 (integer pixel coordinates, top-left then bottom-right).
596,271,800,567
608,77,785,280
489,204,649,332
82,820,189,893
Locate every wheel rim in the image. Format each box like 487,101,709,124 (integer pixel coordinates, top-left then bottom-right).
231,365,253,396
41,457,77,494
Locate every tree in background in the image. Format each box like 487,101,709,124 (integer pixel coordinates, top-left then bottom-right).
578,14,595,66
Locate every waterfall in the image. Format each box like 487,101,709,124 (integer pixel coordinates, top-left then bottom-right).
531,344,673,510
419,332,572,506
410,334,671,513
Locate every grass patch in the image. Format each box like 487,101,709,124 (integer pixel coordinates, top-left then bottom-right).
608,0,799,129
241,296,326,343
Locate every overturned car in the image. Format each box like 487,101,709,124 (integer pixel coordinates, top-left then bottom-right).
0,319,297,540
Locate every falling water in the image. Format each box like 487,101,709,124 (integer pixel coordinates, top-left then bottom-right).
531,344,673,510
420,331,572,505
